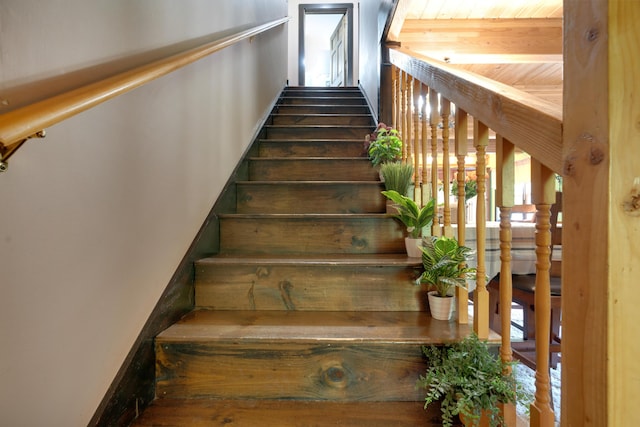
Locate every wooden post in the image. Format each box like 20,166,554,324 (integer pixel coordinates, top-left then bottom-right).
529,159,555,427
473,119,489,339
455,107,469,324
562,1,612,424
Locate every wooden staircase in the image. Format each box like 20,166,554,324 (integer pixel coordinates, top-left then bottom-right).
130,87,473,426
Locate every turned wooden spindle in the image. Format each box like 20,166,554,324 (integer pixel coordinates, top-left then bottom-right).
421,84,430,205
454,107,469,324
473,119,489,339
529,159,556,427
441,98,452,236
429,88,441,237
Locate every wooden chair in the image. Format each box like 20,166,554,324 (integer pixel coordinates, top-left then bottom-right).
488,192,562,370
510,204,536,222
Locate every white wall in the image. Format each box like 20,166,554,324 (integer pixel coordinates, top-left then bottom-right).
287,0,359,86
358,0,384,119
0,1,288,426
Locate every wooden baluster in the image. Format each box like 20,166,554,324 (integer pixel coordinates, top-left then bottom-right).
405,75,414,173
429,88,442,237
473,119,489,339
413,77,421,203
455,107,469,324
421,84,430,206
402,71,410,162
441,98,452,237
529,159,556,427
392,66,399,130
495,134,516,427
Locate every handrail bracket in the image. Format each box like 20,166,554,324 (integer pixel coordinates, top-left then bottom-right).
0,130,46,173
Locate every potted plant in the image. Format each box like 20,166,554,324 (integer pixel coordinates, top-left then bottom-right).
365,123,402,167
380,162,414,213
417,333,523,427
417,235,477,320
381,190,435,257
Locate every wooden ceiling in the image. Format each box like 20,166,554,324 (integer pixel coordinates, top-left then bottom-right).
387,0,563,105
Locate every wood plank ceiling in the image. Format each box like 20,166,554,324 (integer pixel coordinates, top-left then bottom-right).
388,0,563,106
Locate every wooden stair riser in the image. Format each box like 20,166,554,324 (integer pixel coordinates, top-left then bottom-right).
278,96,367,106
195,263,425,310
271,114,374,126
236,182,385,214
258,140,366,157
273,104,371,115
218,215,405,255
248,158,377,181
155,341,425,401
265,125,371,140
282,88,364,98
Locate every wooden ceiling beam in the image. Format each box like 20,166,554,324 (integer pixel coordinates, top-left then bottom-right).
399,18,563,56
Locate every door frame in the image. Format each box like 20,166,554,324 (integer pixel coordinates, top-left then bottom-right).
298,3,353,86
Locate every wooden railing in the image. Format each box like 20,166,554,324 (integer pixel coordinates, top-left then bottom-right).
388,47,562,427
0,17,289,172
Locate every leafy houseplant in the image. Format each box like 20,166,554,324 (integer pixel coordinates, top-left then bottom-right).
417,333,522,427
365,123,402,167
381,190,435,258
380,162,414,195
417,235,477,320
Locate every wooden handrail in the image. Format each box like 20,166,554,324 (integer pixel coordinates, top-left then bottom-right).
0,17,289,170
389,47,563,174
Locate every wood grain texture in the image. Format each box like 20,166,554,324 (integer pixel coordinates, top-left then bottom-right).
218,214,406,255
130,398,446,427
155,310,487,401
264,125,371,140
561,0,609,425
195,255,424,310
236,181,385,214
278,96,368,106
272,104,371,115
271,114,374,126
389,47,563,173
399,18,562,56
607,1,640,426
248,158,378,181
258,139,366,157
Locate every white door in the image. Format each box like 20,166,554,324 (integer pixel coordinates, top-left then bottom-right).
330,14,348,87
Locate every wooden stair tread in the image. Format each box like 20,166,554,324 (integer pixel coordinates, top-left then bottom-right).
130,399,441,427
249,156,369,160
236,180,382,185
259,138,365,142
157,310,489,344
218,213,390,219
198,253,421,266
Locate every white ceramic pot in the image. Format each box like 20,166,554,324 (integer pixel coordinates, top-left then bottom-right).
404,237,423,258
427,291,455,320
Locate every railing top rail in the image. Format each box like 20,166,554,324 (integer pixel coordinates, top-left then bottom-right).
0,17,289,167
389,47,563,174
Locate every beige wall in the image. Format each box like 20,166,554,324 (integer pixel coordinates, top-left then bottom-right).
0,1,287,426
